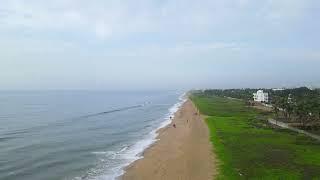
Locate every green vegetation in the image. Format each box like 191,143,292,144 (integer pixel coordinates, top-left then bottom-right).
271,87,320,131
191,93,320,179
200,87,320,131
199,88,268,102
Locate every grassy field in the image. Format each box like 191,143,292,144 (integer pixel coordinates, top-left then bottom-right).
191,94,320,180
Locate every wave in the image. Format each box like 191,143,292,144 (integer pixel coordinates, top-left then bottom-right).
81,92,188,180
1,104,146,139
79,105,143,119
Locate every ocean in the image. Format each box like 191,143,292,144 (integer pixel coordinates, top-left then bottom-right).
0,91,186,180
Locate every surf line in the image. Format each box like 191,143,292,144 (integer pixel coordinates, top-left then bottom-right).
2,104,146,138
81,105,144,118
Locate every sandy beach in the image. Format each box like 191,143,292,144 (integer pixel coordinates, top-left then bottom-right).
122,99,215,180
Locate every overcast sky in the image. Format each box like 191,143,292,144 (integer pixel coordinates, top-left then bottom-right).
0,0,319,90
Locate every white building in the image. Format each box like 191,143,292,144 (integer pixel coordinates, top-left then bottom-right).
272,88,285,91
253,90,269,103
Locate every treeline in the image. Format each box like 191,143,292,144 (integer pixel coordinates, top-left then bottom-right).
271,87,320,129
200,88,268,101
195,87,320,130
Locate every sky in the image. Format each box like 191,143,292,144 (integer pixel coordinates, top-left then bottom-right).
0,0,320,90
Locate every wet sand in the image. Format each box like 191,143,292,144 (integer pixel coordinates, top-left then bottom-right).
122,99,215,180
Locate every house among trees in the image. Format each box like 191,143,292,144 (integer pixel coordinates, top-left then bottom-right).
253,90,269,103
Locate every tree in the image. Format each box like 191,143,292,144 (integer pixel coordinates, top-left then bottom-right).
285,102,294,121
293,100,308,128
272,96,280,118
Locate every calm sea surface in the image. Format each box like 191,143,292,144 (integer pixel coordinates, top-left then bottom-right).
0,91,185,180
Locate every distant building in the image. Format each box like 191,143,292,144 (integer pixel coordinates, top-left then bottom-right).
253,90,269,103
287,94,293,103
307,86,314,90
272,88,285,91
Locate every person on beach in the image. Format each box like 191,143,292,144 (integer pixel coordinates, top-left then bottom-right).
173,123,176,128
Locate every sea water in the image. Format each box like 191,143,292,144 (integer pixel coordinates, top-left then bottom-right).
0,91,186,180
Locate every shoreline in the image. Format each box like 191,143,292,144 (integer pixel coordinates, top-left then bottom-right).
121,99,215,180
108,94,187,179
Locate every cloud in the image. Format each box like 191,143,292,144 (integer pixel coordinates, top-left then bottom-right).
94,21,113,39
0,0,316,41
171,42,241,54
0,0,161,39
0,0,319,90
259,0,309,24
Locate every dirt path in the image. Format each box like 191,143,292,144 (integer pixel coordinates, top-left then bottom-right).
268,118,320,141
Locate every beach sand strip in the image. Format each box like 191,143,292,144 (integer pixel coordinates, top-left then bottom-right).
122,99,216,180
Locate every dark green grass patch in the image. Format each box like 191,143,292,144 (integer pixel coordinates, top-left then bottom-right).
191,95,320,179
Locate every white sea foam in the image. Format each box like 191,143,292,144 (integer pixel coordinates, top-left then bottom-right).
91,151,114,155
84,92,187,180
